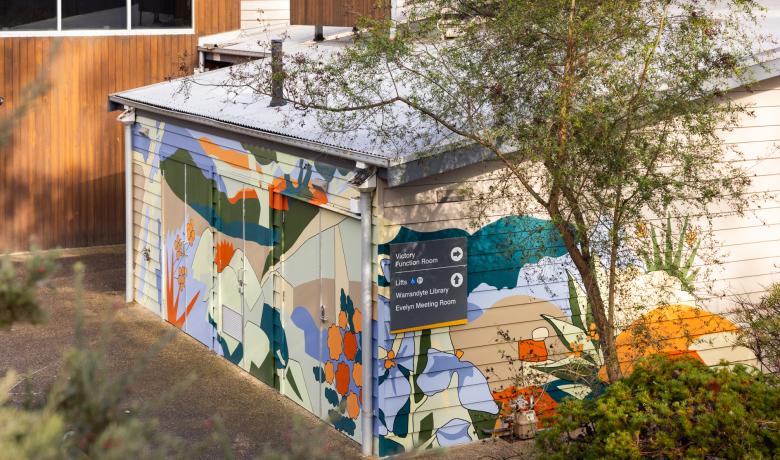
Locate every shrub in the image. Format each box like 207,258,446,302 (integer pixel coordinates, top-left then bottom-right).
734,284,780,377
536,355,780,459
0,252,57,329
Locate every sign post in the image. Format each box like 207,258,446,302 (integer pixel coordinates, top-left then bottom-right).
389,237,468,333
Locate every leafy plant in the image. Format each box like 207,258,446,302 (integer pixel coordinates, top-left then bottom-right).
218,0,764,383
531,271,604,395
1,263,231,459
0,251,57,329
537,355,780,459
734,284,780,377
639,215,700,292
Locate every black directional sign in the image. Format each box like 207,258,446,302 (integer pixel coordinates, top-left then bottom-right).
389,237,468,333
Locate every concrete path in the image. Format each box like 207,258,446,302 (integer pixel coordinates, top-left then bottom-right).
1,248,534,459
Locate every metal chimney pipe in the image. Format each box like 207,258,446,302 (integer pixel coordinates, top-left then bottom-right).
270,39,286,107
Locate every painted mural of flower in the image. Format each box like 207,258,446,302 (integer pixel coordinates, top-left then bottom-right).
416,348,500,415
165,220,203,330
290,289,365,436
177,266,187,290
186,218,195,246
174,234,184,260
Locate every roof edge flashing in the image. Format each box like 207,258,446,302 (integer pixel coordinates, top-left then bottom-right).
108,95,390,169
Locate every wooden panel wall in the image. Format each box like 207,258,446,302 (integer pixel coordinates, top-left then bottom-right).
290,0,389,27
0,0,240,252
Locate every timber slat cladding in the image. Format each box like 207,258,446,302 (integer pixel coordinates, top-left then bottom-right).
290,0,390,27
0,0,240,251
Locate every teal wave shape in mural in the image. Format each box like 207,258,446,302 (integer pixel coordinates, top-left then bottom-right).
379,216,567,291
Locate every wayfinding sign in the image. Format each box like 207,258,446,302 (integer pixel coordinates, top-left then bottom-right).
389,237,468,333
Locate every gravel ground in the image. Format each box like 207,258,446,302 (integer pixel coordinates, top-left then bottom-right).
1,247,536,460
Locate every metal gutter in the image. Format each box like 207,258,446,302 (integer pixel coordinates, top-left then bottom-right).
108,94,390,168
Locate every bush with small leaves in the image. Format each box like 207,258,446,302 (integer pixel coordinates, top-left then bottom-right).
537,355,780,459
0,252,57,329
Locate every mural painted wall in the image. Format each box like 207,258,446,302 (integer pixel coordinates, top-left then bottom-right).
373,175,762,456
129,114,772,457
130,116,368,441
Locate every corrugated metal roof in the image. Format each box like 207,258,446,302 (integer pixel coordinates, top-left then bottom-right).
110,60,464,168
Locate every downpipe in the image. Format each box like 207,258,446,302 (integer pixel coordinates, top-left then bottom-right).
118,108,136,303
353,164,377,456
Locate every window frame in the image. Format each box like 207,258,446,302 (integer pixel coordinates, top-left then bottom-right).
0,0,195,37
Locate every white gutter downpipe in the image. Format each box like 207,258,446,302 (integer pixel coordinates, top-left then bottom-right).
354,164,377,457
118,108,136,303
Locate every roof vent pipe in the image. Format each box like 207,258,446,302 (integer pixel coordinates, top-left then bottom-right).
269,39,286,107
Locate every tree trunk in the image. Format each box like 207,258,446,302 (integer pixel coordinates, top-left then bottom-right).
547,206,622,383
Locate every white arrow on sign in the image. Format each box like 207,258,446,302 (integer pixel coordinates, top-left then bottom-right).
450,246,464,262
450,272,464,288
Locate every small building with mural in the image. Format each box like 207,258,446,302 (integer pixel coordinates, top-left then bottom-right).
108,33,780,457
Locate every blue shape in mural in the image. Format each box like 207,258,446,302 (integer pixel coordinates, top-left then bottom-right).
435,418,473,446
416,349,499,414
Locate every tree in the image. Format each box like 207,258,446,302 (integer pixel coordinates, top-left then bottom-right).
734,284,780,377
213,0,765,382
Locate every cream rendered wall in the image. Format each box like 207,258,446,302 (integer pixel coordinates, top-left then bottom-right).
241,0,290,29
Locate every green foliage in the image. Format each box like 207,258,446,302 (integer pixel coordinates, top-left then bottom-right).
640,215,700,292
226,0,765,383
0,371,65,460
0,263,227,459
0,252,57,329
735,284,780,377
537,355,780,459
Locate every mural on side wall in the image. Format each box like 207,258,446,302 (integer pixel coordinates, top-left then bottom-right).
131,118,758,457
374,214,759,456
132,119,367,442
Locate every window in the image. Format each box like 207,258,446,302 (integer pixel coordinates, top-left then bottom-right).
0,0,193,33
62,0,127,30
0,1,58,31
132,0,192,29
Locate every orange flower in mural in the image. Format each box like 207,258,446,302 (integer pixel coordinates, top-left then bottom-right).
174,234,184,260
346,392,360,419
352,309,362,333
324,360,335,384
384,350,396,369
343,332,358,361
215,240,236,273
165,248,200,330
186,219,195,246
335,362,350,396
570,341,584,358
518,339,548,362
352,362,362,387
338,311,348,329
588,323,599,341
327,325,343,360
177,266,187,291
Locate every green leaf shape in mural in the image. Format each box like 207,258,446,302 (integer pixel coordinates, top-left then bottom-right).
566,271,586,332
468,409,499,441
566,271,600,352
263,198,319,275
416,412,434,448
540,314,598,366
413,330,432,404
640,215,700,292
532,355,598,383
